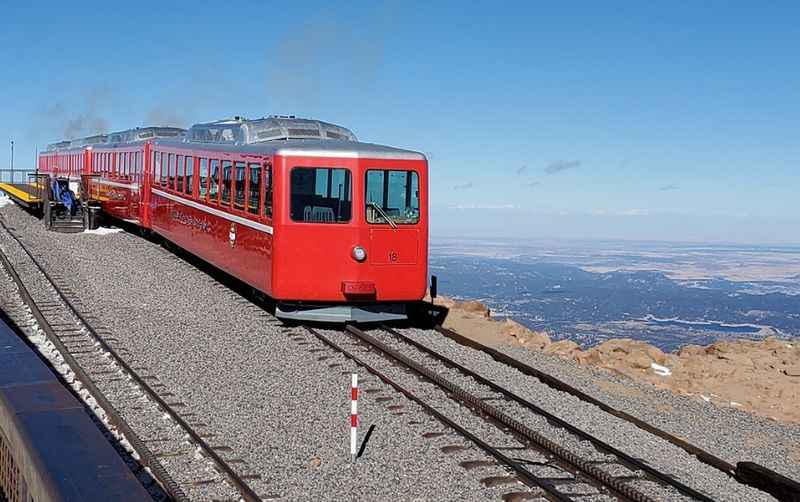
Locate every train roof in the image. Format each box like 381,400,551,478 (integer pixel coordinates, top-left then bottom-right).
152,138,427,161
107,126,186,144
187,115,358,145
44,126,186,152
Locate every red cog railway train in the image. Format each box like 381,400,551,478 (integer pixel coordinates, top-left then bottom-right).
38,116,429,323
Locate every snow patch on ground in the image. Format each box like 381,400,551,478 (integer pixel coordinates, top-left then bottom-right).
83,226,123,236
650,362,672,376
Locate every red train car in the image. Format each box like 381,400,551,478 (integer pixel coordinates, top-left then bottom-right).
40,117,429,322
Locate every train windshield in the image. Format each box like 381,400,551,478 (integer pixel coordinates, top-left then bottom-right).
365,170,420,225
290,167,352,223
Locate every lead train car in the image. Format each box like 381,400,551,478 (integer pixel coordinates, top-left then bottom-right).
39,118,429,323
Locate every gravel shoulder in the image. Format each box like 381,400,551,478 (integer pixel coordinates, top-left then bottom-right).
3,202,797,501
0,204,508,501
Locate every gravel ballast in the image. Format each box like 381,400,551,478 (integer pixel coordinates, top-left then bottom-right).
0,204,510,501
2,202,797,501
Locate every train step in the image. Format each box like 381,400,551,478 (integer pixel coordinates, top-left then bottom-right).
49,217,85,233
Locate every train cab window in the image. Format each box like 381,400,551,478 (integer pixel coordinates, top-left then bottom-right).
221,160,232,205
247,163,261,215
186,157,194,196
176,155,185,192
290,167,351,223
234,162,246,210
199,158,209,198
365,170,420,225
210,159,220,203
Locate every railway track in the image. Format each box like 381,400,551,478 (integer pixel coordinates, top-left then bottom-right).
305,324,727,502
0,217,266,502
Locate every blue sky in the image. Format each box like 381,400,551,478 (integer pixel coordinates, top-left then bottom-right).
1,1,798,243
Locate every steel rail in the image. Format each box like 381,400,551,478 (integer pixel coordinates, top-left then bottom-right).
302,325,575,502
343,325,668,502
436,325,737,473
434,325,800,502
0,218,263,502
0,241,187,501
381,324,716,500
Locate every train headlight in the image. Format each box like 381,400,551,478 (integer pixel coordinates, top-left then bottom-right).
352,246,367,262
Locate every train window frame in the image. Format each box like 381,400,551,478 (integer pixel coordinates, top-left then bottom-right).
168,153,176,190
221,160,233,207
210,159,221,204
364,169,421,225
176,155,185,192
154,152,161,185
263,163,273,219
289,166,352,224
199,158,209,199
247,162,261,215
234,161,246,211
186,156,195,196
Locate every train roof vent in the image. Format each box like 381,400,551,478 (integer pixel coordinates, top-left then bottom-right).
70,134,109,148
45,140,73,151
107,126,187,144
187,116,357,145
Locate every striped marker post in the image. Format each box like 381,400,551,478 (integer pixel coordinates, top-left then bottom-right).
350,373,358,463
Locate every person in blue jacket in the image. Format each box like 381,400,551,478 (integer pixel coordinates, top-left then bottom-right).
50,176,77,217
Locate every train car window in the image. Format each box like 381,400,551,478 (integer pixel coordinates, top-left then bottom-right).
234,161,246,210
186,157,194,196
168,154,176,190
210,159,220,203
290,167,351,223
247,163,261,215
263,164,273,218
365,170,420,225
221,161,233,205
177,155,185,192
199,158,209,199
154,152,162,185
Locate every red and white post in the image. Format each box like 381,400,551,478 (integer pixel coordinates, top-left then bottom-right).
350,373,358,463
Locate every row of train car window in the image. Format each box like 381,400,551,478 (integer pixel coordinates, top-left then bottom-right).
152,151,273,217
92,151,144,179
41,154,85,175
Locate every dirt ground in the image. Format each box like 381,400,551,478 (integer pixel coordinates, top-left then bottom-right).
432,295,800,424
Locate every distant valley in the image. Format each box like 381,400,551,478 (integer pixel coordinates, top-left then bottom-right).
430,238,800,351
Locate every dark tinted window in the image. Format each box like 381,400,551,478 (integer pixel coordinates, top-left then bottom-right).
176,155,185,191
248,163,261,215
234,161,246,210
210,159,220,202
221,160,232,205
290,167,351,223
168,154,176,188
186,157,194,195
199,158,208,198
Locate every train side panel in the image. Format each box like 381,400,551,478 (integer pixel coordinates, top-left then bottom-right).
147,146,273,293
